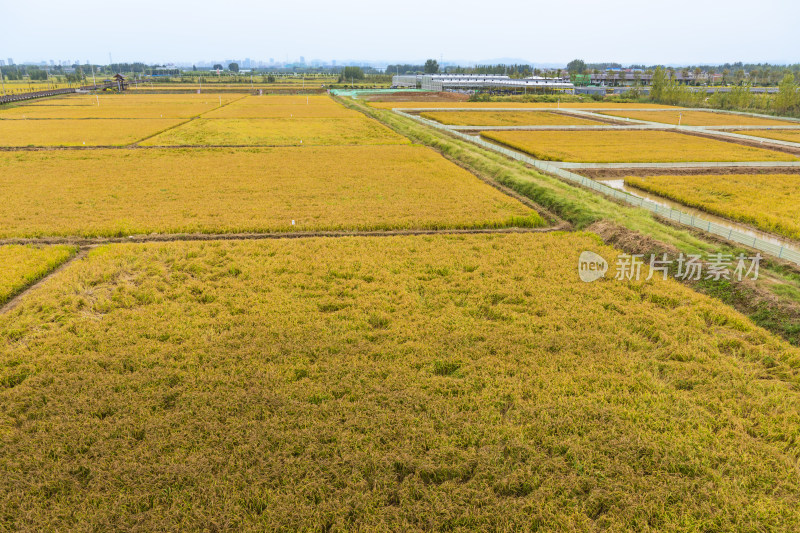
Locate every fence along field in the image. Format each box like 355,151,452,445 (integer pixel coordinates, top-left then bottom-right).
0,245,75,305
2,233,799,530
0,146,541,238
479,130,799,163
624,173,800,240
596,109,800,127
419,110,606,126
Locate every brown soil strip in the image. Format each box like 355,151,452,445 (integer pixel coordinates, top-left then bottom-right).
363,92,470,103
0,246,92,315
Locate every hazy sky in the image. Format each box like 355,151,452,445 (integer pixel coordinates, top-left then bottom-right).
3,0,798,65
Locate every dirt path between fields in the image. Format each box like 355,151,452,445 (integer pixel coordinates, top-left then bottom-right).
0,225,571,247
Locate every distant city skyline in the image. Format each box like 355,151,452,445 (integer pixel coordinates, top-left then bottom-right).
2,0,798,66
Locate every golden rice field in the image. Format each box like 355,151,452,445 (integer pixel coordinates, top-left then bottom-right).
419,110,605,126
369,101,679,109
0,146,539,237
625,174,800,240
733,129,800,144
0,245,75,304
0,94,243,119
598,110,798,127
23,93,241,107
480,130,798,163
203,96,361,119
0,118,185,147
1,233,799,530
141,117,407,146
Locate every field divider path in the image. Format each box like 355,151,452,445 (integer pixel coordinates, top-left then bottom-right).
395,108,800,265
0,225,571,248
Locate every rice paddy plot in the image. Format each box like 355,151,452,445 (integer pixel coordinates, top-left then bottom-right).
1,232,798,530
0,118,186,147
597,110,798,127
371,101,679,110
419,110,606,126
0,245,76,305
625,173,800,240
479,130,799,163
0,145,540,238
732,129,800,144
203,101,364,118
140,117,408,146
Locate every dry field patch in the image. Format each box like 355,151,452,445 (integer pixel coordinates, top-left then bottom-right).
0,146,539,237
1,233,798,530
480,130,798,163
625,173,800,240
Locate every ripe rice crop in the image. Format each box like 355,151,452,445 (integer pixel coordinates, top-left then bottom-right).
203,97,361,118
370,101,679,109
598,110,797,127
0,245,75,304
0,118,186,147
0,146,540,237
22,93,240,107
625,173,800,239
732,129,800,144
419,110,605,126
0,98,240,119
480,130,798,163
141,117,407,146
1,233,798,530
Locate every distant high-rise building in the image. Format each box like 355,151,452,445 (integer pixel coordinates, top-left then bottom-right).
300,56,305,64
332,60,337,67
50,60,55,66
269,58,274,63
7,58,13,66
0,59,5,67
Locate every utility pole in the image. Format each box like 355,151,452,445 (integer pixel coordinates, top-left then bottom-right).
92,65,96,86
0,66,5,96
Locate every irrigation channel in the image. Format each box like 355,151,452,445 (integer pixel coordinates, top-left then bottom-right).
394,108,800,266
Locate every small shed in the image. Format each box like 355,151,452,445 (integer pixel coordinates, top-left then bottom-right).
113,73,127,91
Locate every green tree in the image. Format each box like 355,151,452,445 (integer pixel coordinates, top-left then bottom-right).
228,63,239,73
424,59,439,74
650,66,667,100
775,73,798,114
213,64,223,71
340,66,365,83
566,59,586,75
